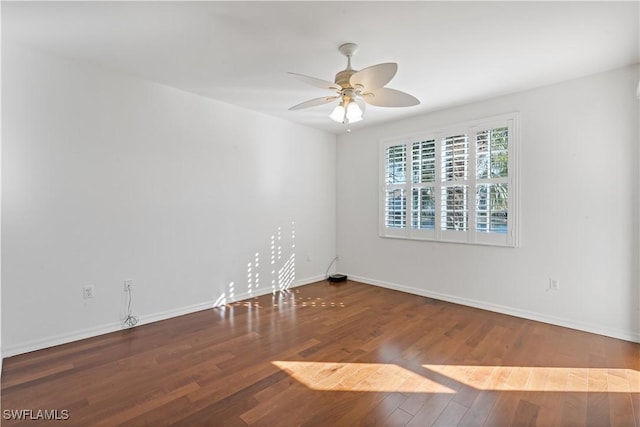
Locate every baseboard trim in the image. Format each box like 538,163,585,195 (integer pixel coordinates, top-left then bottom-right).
2,275,326,358
6,273,636,357
349,275,640,344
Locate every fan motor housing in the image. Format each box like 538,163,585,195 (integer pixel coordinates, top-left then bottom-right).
334,69,356,89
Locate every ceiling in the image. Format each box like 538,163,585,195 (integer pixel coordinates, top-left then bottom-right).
3,1,639,134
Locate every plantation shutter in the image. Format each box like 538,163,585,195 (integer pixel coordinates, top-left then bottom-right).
380,113,518,246
382,144,408,235
440,134,469,236
411,140,436,234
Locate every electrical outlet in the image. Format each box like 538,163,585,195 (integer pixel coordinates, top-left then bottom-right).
549,278,560,290
124,279,133,292
83,285,94,299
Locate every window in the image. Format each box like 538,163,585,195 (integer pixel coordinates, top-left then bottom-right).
379,113,518,247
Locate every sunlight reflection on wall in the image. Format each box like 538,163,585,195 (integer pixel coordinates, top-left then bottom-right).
213,221,297,309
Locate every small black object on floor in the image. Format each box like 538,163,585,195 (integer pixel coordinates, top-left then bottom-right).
328,274,347,283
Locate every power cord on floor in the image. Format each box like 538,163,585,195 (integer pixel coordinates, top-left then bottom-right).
325,256,339,280
123,283,139,328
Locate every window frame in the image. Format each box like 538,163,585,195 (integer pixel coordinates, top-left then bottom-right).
379,112,519,247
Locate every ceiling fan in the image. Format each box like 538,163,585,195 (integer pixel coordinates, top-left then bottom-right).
288,43,420,126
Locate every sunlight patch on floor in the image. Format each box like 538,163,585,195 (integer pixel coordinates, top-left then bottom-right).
423,364,640,393
272,361,640,394
272,361,456,393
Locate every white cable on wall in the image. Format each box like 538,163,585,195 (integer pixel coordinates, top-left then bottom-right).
123,283,139,328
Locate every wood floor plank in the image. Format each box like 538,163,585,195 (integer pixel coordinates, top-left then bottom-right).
510,398,540,427
384,407,413,427
362,392,407,426
1,280,638,426
406,393,454,427
559,368,589,426
93,382,201,427
433,400,469,426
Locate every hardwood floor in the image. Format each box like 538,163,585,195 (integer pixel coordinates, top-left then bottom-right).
2,280,639,426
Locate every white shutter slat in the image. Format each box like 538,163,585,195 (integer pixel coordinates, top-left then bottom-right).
411,140,436,184
441,186,469,231
385,145,407,184
441,134,469,182
385,188,407,229
411,187,436,230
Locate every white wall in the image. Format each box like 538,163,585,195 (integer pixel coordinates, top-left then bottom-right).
2,41,337,356
337,64,640,342
2,41,637,360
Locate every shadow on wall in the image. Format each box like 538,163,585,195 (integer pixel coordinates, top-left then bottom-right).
213,221,297,307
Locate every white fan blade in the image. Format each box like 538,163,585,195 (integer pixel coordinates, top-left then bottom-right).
350,63,397,91
362,88,420,107
288,72,341,91
289,96,339,111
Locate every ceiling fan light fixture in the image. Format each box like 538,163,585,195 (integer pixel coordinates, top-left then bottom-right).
329,103,346,123
345,101,363,123
330,99,363,124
